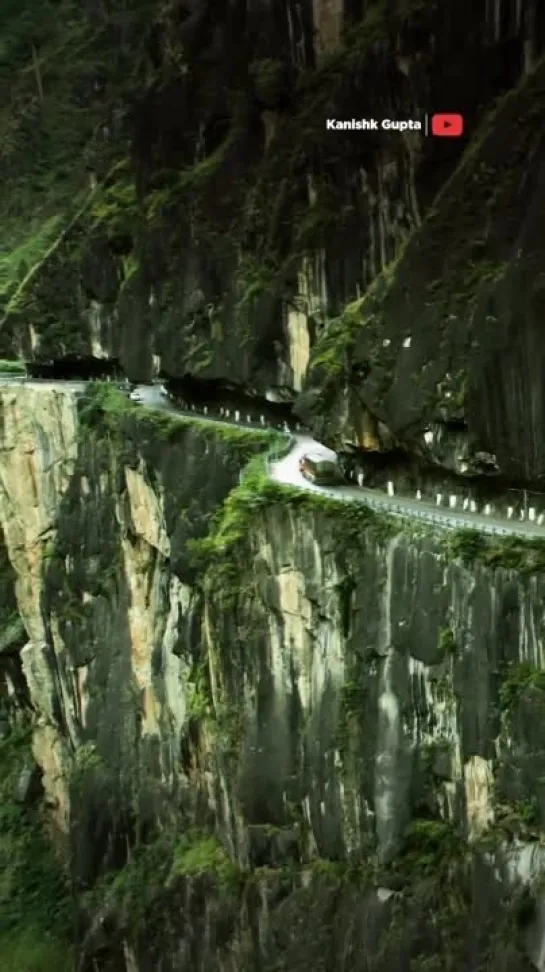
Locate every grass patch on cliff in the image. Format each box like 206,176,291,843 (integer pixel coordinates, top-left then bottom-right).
309,298,365,377
301,266,400,430
448,527,545,576
0,931,73,972
168,834,239,887
78,382,278,450
192,464,397,578
89,159,138,242
398,818,461,874
259,480,398,546
187,449,285,563
0,724,75,970
438,626,458,658
78,381,204,441
498,661,545,711
87,828,240,930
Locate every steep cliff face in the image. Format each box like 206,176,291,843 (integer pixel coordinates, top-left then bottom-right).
2,1,545,967
299,55,545,485
1,1,543,409
2,385,545,970
0,384,272,835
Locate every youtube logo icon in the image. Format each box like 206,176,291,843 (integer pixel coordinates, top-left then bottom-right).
431,113,464,137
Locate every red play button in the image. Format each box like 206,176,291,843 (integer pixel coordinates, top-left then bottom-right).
431,113,464,137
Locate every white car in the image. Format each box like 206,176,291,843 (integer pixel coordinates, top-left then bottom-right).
129,389,142,402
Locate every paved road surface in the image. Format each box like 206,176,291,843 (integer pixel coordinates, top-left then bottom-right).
1,377,543,540
268,438,545,539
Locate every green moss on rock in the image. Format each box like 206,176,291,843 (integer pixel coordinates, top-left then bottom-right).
85,825,240,938
448,528,545,576
195,472,397,578
169,834,240,888
499,661,545,711
79,382,277,452
398,818,460,874
437,626,457,658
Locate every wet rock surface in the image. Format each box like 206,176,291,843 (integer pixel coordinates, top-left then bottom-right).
0,385,545,968
1,1,545,968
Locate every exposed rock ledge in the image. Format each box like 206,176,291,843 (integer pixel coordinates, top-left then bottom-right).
1,384,545,969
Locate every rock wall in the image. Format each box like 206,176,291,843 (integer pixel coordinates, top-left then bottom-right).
2,385,545,969
2,1,544,408
299,54,545,485
2,1,545,968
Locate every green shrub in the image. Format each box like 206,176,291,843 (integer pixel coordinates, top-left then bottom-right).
0,725,74,967
88,828,240,931
448,528,486,565
499,661,545,711
438,627,457,657
169,835,239,889
0,927,74,972
448,528,545,576
400,818,460,874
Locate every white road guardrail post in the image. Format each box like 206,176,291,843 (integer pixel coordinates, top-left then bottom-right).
0,374,543,539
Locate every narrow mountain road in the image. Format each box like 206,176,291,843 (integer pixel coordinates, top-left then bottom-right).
1,377,544,539
269,437,545,539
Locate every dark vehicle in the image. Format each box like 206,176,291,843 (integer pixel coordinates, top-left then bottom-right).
299,452,341,485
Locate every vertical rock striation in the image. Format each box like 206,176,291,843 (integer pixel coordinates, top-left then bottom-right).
1,386,545,965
